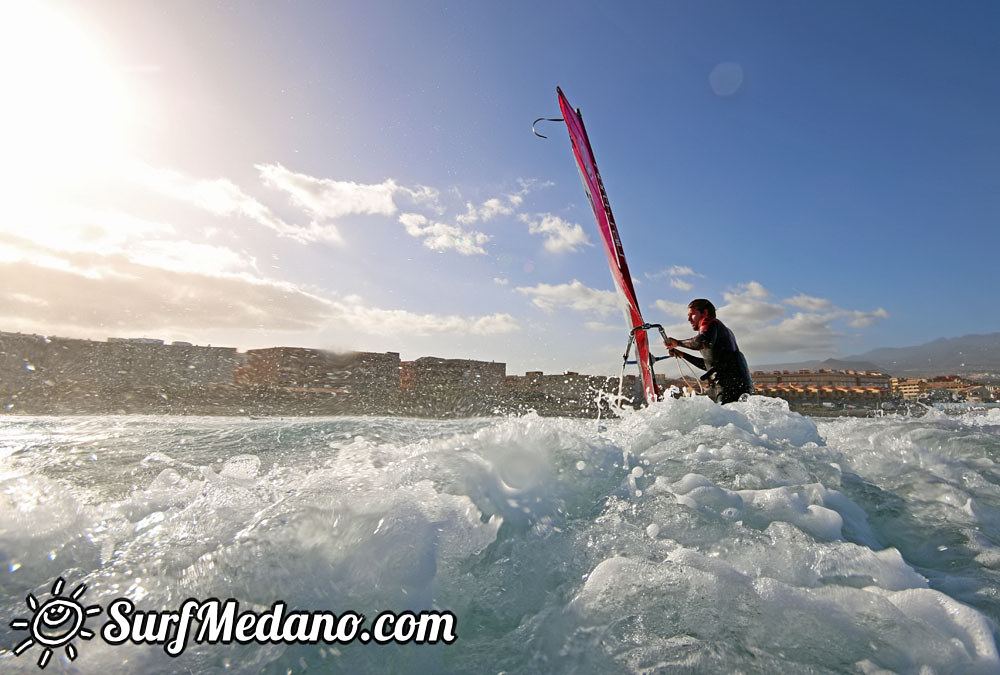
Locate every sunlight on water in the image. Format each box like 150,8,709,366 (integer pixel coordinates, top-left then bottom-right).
1,402,999,673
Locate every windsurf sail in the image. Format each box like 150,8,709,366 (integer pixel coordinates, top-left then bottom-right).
555,87,661,405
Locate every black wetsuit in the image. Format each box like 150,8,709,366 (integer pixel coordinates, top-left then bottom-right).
675,318,753,404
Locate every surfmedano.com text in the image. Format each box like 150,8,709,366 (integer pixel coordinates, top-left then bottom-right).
102,598,457,656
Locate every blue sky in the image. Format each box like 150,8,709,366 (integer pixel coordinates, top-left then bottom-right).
1,1,997,376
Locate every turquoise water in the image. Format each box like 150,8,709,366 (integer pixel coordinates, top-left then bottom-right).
1,397,999,673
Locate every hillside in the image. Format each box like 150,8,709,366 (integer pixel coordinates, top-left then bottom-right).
754,332,1000,379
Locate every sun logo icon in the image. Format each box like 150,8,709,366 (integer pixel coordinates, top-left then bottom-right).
10,577,102,669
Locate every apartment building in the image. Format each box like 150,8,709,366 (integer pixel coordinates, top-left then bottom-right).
235,347,401,409
400,357,505,393
752,369,890,390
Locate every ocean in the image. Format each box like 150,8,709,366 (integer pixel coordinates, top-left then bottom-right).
1,396,999,673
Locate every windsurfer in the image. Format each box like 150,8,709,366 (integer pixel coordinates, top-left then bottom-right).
665,299,753,404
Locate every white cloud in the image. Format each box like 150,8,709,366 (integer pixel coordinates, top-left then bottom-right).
647,265,703,295
0,204,173,254
721,299,786,327
669,265,696,277
494,277,509,286
398,213,490,255
739,312,844,356
0,198,509,341
455,181,546,225
653,299,689,318
842,307,889,328
0,230,522,342
521,213,593,253
130,163,342,244
585,321,624,332
129,240,254,276
132,163,549,258
725,281,771,301
646,265,702,280
0,207,256,280
469,313,521,335
401,184,443,212
329,296,519,335
719,282,786,326
0,251,334,336
784,294,834,312
457,196,518,224
258,163,399,220
515,280,620,316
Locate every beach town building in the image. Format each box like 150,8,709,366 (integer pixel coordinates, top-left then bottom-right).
235,347,401,410
890,375,977,400
751,369,891,405
0,331,242,403
400,357,506,393
398,356,506,415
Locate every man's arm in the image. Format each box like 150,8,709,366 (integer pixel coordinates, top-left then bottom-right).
675,335,704,350
670,347,706,371
667,323,716,352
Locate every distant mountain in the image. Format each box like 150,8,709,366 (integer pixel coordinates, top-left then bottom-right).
851,332,1000,377
754,332,1000,379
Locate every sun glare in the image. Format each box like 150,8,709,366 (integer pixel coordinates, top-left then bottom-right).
0,2,135,198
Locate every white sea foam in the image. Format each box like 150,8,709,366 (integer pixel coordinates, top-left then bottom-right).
1,402,998,673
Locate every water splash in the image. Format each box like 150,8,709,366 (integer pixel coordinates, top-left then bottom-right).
1,402,998,672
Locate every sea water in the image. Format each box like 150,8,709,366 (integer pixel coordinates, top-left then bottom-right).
1,397,999,673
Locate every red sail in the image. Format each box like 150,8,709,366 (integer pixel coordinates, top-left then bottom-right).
557,88,659,404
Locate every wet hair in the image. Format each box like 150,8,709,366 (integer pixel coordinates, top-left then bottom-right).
688,298,716,318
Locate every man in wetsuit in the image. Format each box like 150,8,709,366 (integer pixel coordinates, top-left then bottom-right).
665,299,753,405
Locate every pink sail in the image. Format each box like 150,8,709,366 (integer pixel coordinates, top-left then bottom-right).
557,88,660,404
